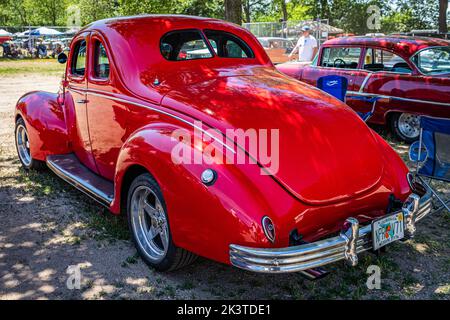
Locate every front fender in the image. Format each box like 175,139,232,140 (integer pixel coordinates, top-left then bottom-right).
112,123,293,264
15,91,70,161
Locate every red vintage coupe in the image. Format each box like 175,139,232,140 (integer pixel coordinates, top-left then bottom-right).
277,36,450,142
15,15,433,278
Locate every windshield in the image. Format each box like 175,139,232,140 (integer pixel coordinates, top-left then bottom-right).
412,47,450,75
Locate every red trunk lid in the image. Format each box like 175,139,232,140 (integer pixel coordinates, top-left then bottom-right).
162,70,384,205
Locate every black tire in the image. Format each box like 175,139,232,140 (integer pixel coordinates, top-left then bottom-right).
126,173,197,271
389,113,420,144
15,117,46,170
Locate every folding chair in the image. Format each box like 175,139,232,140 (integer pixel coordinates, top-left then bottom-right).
317,75,376,122
317,75,348,102
409,116,450,212
345,94,380,122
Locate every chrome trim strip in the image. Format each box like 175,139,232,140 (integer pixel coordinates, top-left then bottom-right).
46,157,113,207
346,91,450,107
67,86,236,154
229,190,433,273
358,73,372,92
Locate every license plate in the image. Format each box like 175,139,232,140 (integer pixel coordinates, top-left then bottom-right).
372,212,404,250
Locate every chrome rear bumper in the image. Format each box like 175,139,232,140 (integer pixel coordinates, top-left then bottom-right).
229,190,433,274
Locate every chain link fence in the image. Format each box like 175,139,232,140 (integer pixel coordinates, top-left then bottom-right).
243,19,343,47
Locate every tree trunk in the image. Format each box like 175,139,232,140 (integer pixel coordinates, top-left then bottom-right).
224,0,242,25
243,0,251,23
280,0,288,22
439,0,448,33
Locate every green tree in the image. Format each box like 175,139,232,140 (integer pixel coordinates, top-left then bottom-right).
224,0,243,24
438,0,448,33
77,0,118,25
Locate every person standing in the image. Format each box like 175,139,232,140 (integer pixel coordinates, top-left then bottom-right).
289,26,318,62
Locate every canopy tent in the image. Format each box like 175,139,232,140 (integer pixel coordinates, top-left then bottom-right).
0,29,12,44
64,28,80,35
15,30,31,37
295,21,344,34
30,27,62,36
0,29,12,36
294,21,344,34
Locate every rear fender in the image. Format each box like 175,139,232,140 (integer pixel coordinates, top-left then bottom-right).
112,123,287,263
15,91,70,161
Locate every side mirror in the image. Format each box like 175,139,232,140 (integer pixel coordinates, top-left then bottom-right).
57,52,67,64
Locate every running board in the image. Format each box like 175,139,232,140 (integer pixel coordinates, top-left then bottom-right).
46,154,114,207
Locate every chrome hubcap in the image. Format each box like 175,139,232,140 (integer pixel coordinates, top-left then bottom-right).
16,124,31,166
130,186,169,262
398,113,420,139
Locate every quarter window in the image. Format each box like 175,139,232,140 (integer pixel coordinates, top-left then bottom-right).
412,47,450,75
93,40,110,79
320,47,361,69
204,30,254,58
71,40,86,76
160,30,213,61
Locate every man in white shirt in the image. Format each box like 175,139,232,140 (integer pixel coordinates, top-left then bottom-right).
289,26,318,62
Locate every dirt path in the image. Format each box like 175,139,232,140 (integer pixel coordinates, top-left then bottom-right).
0,74,449,300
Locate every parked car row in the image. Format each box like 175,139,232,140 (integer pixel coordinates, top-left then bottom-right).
14,16,439,278
277,36,450,142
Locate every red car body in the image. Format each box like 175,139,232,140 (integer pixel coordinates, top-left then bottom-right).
14,16,432,274
277,36,450,141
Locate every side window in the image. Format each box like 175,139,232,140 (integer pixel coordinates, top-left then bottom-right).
71,40,86,76
93,40,110,79
204,29,254,58
160,30,213,61
364,48,411,73
320,47,361,69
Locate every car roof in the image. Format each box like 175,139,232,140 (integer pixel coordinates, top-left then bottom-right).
83,14,222,31
324,35,450,56
73,15,272,93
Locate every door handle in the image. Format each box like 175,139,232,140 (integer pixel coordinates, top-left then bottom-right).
76,99,88,104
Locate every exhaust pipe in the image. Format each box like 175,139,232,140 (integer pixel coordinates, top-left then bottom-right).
300,267,330,280
289,229,330,280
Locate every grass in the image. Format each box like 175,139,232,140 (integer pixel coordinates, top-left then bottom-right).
0,58,65,76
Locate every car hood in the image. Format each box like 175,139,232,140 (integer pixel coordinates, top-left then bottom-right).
162,69,384,205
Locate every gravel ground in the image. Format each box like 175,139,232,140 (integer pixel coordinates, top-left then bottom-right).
0,72,449,300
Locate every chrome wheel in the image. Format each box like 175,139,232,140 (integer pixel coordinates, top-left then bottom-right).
130,185,169,263
398,113,420,139
16,124,31,167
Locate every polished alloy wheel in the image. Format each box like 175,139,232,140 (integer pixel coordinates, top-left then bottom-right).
130,185,169,262
398,113,420,139
16,124,31,167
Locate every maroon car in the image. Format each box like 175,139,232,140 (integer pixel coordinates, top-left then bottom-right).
277,36,450,142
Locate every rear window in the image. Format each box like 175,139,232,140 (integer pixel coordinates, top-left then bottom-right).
204,30,254,58
160,30,213,61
